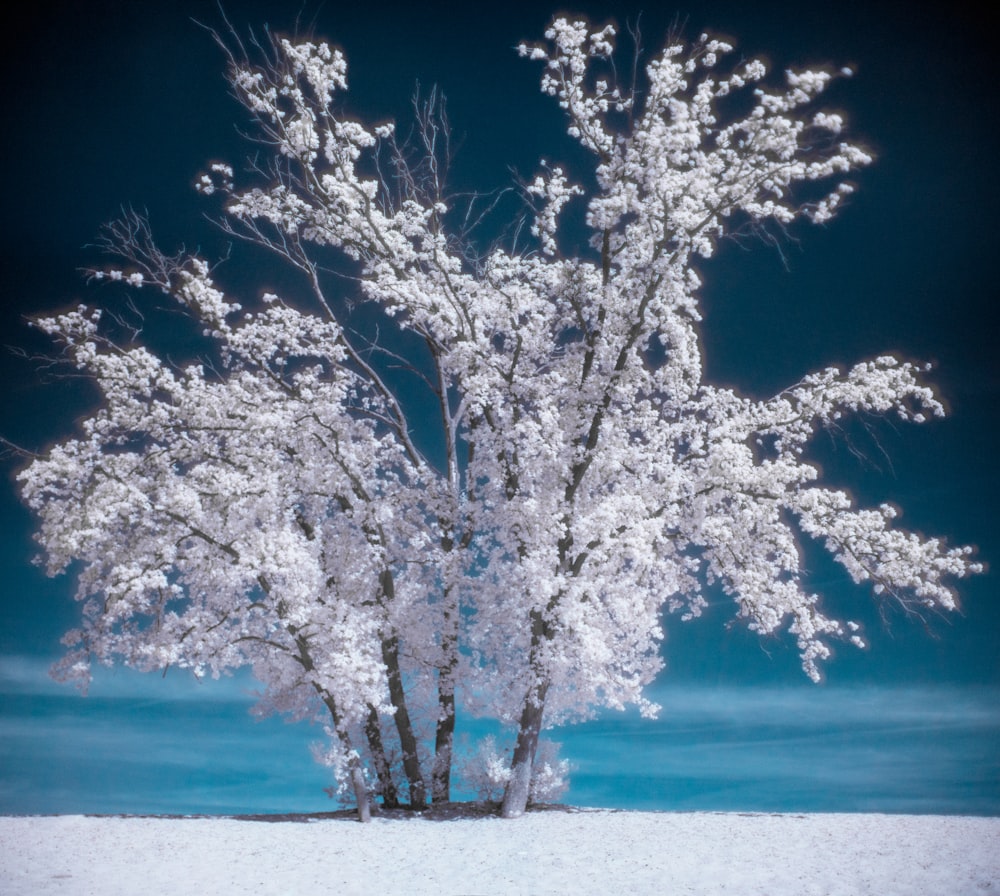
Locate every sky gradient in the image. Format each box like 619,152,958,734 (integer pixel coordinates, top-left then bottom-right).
1,0,996,813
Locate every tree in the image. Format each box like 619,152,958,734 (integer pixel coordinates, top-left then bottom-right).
18,17,980,821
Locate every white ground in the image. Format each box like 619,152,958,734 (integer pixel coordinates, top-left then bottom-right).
2,810,998,895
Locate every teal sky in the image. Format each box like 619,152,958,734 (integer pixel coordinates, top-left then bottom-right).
0,1,996,813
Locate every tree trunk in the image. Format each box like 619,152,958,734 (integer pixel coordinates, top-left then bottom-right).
350,761,372,822
432,591,458,803
365,706,399,809
501,678,549,818
291,627,371,823
431,701,454,803
431,683,455,803
315,688,371,824
380,629,427,809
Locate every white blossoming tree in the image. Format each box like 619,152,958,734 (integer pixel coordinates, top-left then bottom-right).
18,17,979,821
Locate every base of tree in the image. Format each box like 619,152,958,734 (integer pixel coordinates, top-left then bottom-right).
82,802,580,823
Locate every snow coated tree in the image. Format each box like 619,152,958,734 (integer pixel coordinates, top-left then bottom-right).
19,16,980,820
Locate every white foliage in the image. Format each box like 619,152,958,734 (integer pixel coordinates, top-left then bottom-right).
459,736,569,804
528,740,571,803
458,736,512,802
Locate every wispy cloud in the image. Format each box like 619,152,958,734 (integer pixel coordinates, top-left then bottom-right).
2,656,997,816
557,684,1000,815
0,665,331,815
0,654,258,702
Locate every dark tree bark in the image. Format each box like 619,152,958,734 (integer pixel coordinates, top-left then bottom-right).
502,606,552,818
379,618,427,808
501,677,549,818
365,707,399,808
432,591,459,802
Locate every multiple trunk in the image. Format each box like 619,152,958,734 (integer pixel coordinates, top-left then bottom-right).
364,707,398,808
323,588,458,817
377,567,428,810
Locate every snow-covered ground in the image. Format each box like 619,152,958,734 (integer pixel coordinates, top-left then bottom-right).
2,809,997,895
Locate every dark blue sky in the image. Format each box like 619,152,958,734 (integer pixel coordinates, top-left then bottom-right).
0,0,997,812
